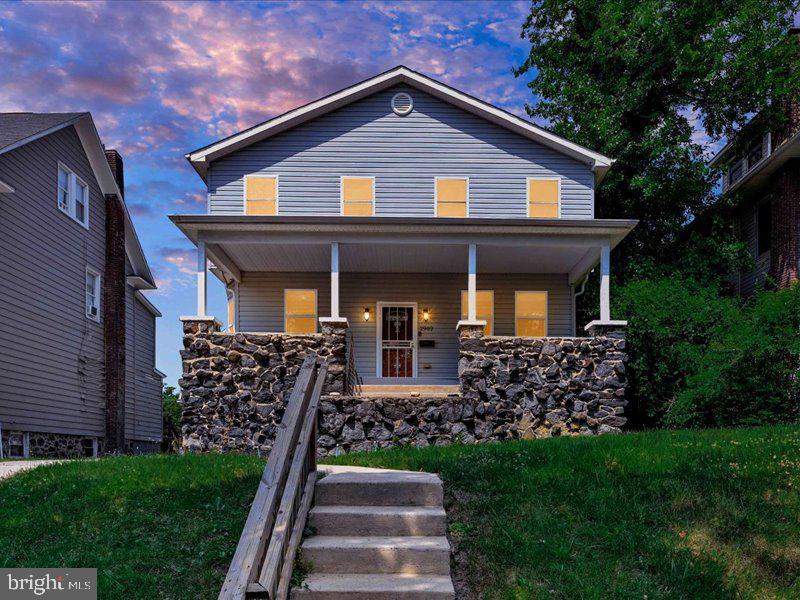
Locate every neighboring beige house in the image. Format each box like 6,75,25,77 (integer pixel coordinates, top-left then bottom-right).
0,112,163,458
173,66,635,385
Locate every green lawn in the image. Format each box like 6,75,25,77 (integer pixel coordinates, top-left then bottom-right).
1,427,799,599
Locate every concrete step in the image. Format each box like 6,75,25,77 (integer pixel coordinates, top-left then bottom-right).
315,471,443,507
301,536,451,575
309,505,447,536
292,574,455,599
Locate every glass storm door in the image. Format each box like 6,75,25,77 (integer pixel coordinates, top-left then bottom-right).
380,305,415,378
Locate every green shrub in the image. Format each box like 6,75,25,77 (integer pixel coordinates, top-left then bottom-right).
615,278,738,427
669,284,800,427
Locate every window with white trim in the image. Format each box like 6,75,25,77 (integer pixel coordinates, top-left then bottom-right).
57,163,89,227
86,268,101,321
460,290,494,335
5,431,28,458
284,289,317,334
515,291,548,336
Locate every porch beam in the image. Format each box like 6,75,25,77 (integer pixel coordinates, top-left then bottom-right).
331,242,340,319
468,243,477,321
600,245,610,322
206,243,241,282
197,241,207,317
568,248,599,284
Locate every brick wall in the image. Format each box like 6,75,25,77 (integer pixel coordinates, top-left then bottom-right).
770,160,800,288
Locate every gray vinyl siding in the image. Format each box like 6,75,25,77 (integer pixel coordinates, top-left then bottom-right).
0,126,106,437
238,272,573,384
737,204,770,296
209,85,594,219
124,260,162,443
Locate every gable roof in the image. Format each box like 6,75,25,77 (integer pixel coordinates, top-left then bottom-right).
0,112,156,289
186,65,615,183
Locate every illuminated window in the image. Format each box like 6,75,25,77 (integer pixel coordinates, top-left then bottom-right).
435,177,467,217
341,176,374,216
244,175,278,215
515,291,547,336
460,290,494,335
527,178,560,219
284,289,317,334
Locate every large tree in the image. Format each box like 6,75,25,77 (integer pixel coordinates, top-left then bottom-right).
516,0,800,279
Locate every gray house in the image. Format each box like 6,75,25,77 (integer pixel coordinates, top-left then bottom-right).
0,112,163,458
173,66,635,388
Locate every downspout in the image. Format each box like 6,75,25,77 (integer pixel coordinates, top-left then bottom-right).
572,272,590,335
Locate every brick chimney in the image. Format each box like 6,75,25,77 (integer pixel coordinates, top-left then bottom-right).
103,149,127,453
104,149,125,198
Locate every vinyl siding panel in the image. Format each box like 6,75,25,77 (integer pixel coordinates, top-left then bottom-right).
238,272,572,384
209,85,594,219
0,126,106,437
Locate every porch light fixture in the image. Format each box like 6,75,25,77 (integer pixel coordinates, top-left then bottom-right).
363,307,371,322
422,307,431,322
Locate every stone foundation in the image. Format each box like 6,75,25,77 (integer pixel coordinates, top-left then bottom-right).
179,317,347,454
457,327,628,437
1,430,97,459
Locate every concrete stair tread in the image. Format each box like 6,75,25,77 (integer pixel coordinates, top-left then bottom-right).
294,573,454,597
316,471,443,507
303,535,450,550
311,505,446,516
318,471,441,486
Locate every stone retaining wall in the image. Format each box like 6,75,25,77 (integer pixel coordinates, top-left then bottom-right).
179,318,347,454
457,324,628,437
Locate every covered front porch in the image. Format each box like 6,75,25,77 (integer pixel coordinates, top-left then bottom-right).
173,216,635,387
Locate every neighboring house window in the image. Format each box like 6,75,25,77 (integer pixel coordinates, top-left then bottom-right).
435,177,468,217
515,291,548,336
284,289,317,334
341,176,375,216
728,160,744,186
757,200,772,255
527,178,560,218
460,290,494,335
244,174,278,215
57,163,89,227
85,268,101,321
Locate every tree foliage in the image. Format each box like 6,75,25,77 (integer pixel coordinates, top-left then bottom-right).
516,0,800,277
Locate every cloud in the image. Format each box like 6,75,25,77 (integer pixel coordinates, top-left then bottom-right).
159,246,195,275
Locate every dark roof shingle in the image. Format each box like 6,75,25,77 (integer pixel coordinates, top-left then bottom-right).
0,112,86,152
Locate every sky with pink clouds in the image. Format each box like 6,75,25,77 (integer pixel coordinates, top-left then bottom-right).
0,0,539,385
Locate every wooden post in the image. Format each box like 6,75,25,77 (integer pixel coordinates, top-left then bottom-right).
197,240,207,317
468,243,477,321
600,244,610,322
331,242,340,319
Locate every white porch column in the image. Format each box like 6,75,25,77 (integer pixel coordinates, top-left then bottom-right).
196,240,207,317
467,243,477,321
600,244,610,322
331,242,340,319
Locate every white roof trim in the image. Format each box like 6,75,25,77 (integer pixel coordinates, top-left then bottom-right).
0,178,14,193
134,290,162,317
187,66,615,183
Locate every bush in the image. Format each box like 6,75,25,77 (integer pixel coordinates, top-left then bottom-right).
615,278,738,427
617,279,800,428
669,284,800,427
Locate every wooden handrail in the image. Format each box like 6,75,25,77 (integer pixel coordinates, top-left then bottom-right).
219,356,328,600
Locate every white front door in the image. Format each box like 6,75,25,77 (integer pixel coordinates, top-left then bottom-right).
376,302,417,378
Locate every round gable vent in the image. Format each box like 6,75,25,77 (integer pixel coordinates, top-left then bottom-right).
391,92,414,116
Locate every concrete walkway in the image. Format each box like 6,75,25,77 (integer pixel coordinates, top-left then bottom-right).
0,460,62,480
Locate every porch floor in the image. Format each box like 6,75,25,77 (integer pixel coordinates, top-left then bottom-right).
358,385,460,398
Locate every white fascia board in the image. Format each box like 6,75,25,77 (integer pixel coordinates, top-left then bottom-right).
187,66,614,181
73,115,157,289
134,290,162,317
0,178,14,193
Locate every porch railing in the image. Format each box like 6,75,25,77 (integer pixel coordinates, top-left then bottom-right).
345,328,362,396
218,356,328,600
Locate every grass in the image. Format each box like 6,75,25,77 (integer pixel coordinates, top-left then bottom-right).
1,427,799,599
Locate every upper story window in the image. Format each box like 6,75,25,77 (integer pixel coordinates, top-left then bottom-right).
58,163,89,228
284,289,317,334
244,174,278,215
460,290,494,335
341,176,375,216
85,267,101,321
527,177,560,218
435,177,468,218
724,133,772,191
515,291,548,336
